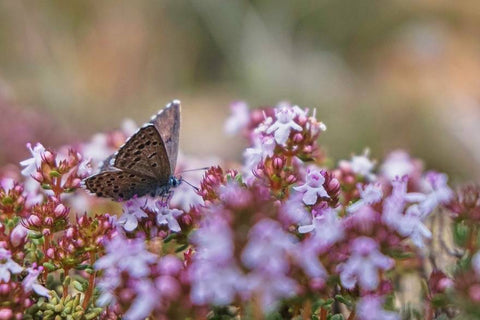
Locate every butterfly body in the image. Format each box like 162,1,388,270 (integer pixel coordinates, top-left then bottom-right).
83,100,181,201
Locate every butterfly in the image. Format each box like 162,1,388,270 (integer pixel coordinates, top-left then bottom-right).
83,100,181,201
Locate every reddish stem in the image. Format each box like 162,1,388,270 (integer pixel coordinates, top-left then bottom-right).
82,251,96,310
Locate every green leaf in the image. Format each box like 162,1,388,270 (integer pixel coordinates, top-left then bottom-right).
335,294,353,308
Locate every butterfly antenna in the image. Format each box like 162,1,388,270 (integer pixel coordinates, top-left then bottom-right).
178,167,210,173
181,178,200,192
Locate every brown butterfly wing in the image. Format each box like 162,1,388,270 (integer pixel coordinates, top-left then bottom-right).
112,125,171,185
150,100,180,174
83,170,158,201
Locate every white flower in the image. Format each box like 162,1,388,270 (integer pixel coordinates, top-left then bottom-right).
23,266,50,297
0,248,23,282
118,198,148,232
397,205,432,248
357,295,400,320
349,149,376,179
298,208,344,247
266,106,302,145
293,169,329,205
155,203,183,232
20,142,46,177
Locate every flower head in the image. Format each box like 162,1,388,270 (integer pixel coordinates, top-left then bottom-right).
339,237,394,290
0,248,23,282
266,106,302,145
357,295,400,320
294,169,330,205
20,143,46,177
155,202,183,232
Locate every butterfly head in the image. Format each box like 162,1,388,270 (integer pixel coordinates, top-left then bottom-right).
169,175,182,188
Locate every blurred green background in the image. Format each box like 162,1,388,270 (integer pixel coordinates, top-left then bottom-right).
0,0,479,182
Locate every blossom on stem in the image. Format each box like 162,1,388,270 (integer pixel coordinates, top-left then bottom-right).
418,171,454,218
118,198,148,232
397,204,432,248
294,169,330,205
347,183,383,213
338,237,394,290
22,265,50,297
20,143,46,177
342,149,376,180
0,248,22,282
298,208,344,248
155,201,183,232
266,106,302,145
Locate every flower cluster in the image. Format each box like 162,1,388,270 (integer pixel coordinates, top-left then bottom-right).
1,101,480,319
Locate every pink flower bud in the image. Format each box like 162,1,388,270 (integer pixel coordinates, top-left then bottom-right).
44,217,54,226
28,215,41,226
46,248,55,259
181,214,193,226
292,133,303,143
328,178,341,192
297,114,307,126
10,225,28,247
72,178,81,187
206,174,218,185
32,172,44,182
42,228,51,236
272,157,284,170
286,175,297,184
54,204,68,217
43,151,55,164
66,227,74,238
0,284,10,294
0,308,13,320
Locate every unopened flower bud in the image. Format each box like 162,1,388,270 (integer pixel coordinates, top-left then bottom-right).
293,133,303,143
206,174,218,185
44,217,54,226
54,204,68,217
303,145,312,153
286,175,297,184
43,151,55,164
46,248,55,259
272,157,284,170
28,215,41,226
32,172,44,182
0,308,13,319
10,225,28,247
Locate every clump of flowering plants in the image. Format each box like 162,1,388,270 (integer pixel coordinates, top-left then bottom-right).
1,101,480,320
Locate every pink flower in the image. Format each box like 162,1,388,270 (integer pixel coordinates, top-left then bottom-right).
397,204,432,248
347,183,383,213
294,169,330,205
418,171,454,217
266,106,302,145
0,248,22,282
155,202,183,232
224,101,250,135
19,142,46,177
118,198,148,232
298,208,344,247
338,237,394,290
10,224,29,247
342,149,376,180
22,265,50,297
356,295,399,320
380,150,421,181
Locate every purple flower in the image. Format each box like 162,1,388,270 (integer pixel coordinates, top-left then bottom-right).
241,219,295,274
347,183,383,213
280,194,311,225
22,265,50,297
118,198,148,232
397,204,432,248
218,182,252,209
294,169,330,205
94,235,156,278
224,101,250,135
418,171,454,217
243,272,298,313
123,280,158,320
338,237,394,290
346,149,376,179
356,295,400,320
266,106,302,145
19,142,46,177
380,150,421,181
294,241,327,278
0,248,23,282
298,208,344,248
155,202,183,232
243,135,275,171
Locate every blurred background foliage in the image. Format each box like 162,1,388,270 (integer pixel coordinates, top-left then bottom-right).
0,0,479,181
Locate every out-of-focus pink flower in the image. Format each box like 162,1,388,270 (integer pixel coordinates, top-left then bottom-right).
94,236,156,278
294,169,330,205
419,171,454,217
380,150,422,181
19,143,45,177
0,248,22,282
344,149,376,180
356,295,400,320
224,101,250,135
266,106,302,145
338,237,394,290
397,204,432,248
347,183,383,213
298,208,344,248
